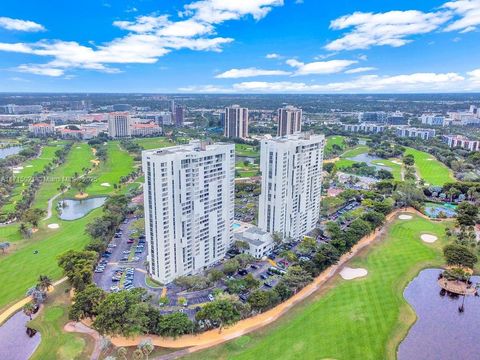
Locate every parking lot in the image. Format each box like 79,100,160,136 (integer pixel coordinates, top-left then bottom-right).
93,216,148,293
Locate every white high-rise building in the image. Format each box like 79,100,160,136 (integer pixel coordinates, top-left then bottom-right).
108,112,131,138
224,105,249,139
258,133,325,241
143,141,235,284
277,106,302,136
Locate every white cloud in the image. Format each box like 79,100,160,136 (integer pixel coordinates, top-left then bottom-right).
443,0,480,32
178,84,232,92
216,67,290,78
229,72,465,92
0,0,283,76
326,10,451,51
286,59,357,75
0,17,45,32
345,67,377,74
266,53,280,59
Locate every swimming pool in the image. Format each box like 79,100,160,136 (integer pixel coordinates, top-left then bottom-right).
233,223,241,230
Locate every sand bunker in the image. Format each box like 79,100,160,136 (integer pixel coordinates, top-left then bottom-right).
90,159,100,166
399,214,412,220
76,146,81,149
12,170,20,174
340,267,368,280
426,158,434,161
13,166,24,170
75,193,89,199
48,223,59,229
421,234,438,243
100,183,111,187
25,165,33,168
376,162,385,166
391,160,402,165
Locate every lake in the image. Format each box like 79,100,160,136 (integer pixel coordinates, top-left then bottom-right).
398,268,480,360
346,153,390,171
58,197,107,220
0,146,22,159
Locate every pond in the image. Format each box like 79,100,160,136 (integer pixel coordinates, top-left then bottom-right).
236,155,257,165
345,153,390,171
0,146,22,159
424,202,457,218
58,197,107,220
0,311,41,360
398,269,480,360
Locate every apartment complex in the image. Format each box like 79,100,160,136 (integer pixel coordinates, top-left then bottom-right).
108,112,131,138
258,133,325,241
344,123,385,133
142,141,235,283
131,122,162,137
224,105,249,139
420,114,446,126
395,127,436,140
442,135,480,151
277,106,302,136
358,111,387,123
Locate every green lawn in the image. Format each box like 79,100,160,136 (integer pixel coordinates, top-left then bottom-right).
33,143,94,211
79,142,135,196
134,137,176,150
235,144,259,158
371,159,402,181
325,135,346,156
1,143,64,215
29,281,92,360
186,215,448,360
236,161,260,178
0,208,101,312
335,145,370,169
404,148,454,186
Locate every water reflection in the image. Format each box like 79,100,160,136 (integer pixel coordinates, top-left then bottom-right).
58,197,106,220
398,268,480,360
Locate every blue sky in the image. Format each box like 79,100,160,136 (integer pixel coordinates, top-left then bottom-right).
0,0,479,93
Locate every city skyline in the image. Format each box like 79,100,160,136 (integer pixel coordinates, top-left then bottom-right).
0,0,479,93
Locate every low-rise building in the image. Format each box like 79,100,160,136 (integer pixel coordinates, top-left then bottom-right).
442,135,480,151
343,123,385,133
28,121,55,137
131,122,162,137
395,127,436,140
358,111,387,123
234,226,274,259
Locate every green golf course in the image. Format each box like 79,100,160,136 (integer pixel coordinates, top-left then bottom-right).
404,148,454,186
186,214,448,360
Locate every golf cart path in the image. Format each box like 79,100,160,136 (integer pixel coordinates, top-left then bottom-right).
0,277,67,326
43,190,64,221
69,207,426,358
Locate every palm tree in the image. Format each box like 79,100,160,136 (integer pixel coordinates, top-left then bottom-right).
37,275,52,292
23,302,35,320
139,339,154,360
117,347,128,360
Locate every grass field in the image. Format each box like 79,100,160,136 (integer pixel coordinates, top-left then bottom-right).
33,143,94,211
29,282,92,360
371,159,402,180
235,144,259,158
186,215,448,360
404,148,454,186
335,145,369,169
0,208,101,312
1,143,64,215
325,135,346,156
235,161,260,178
80,142,135,196
134,137,176,150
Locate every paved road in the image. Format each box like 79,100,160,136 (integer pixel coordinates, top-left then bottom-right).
0,309,41,360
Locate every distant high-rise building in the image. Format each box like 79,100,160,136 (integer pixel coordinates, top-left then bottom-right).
258,133,325,241
175,105,184,127
142,141,235,283
358,111,387,123
108,112,131,138
224,105,249,139
277,106,302,136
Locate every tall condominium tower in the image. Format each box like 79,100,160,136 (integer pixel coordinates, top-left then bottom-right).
108,112,131,138
175,105,185,127
277,106,302,136
142,141,235,283
224,105,249,139
258,133,325,241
